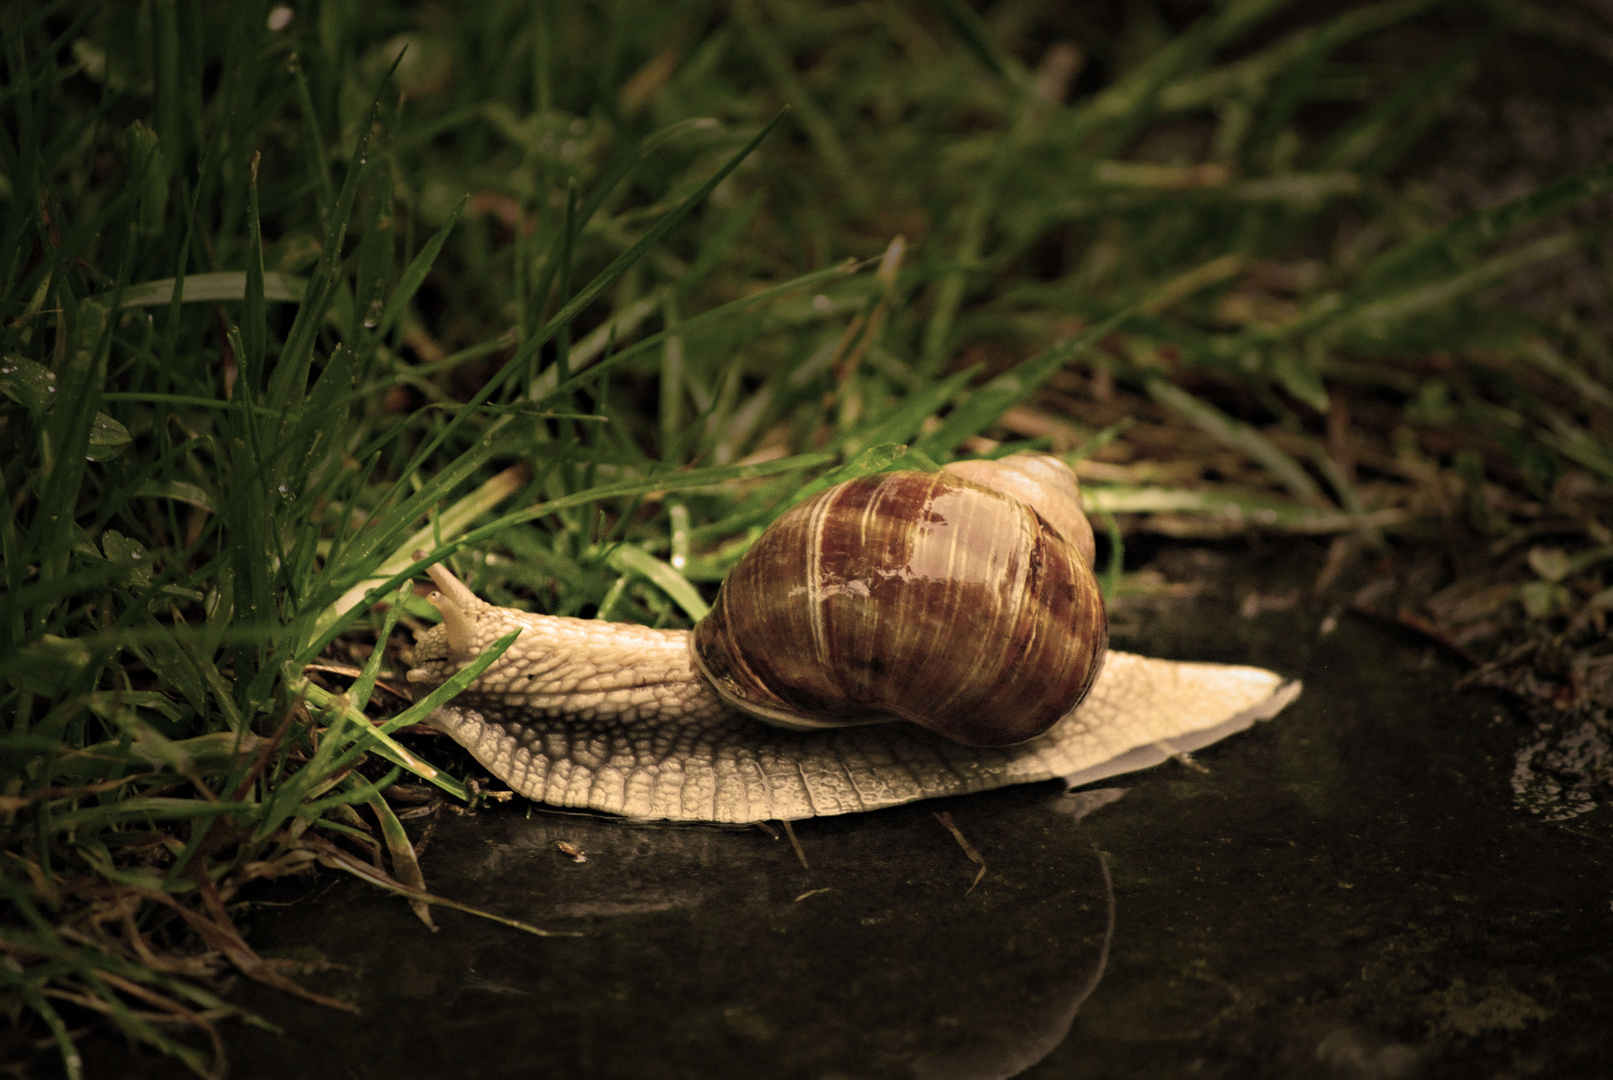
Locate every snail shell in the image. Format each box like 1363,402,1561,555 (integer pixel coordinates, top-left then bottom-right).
693,458,1107,746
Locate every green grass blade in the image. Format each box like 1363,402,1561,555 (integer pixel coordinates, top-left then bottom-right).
372,110,787,530
933,0,1025,84
1352,160,1613,300
365,790,435,930
609,545,709,621
1146,379,1325,504
109,271,306,307
913,308,1136,459
240,154,267,398
508,110,789,388
378,194,467,339
533,260,856,406
449,450,838,554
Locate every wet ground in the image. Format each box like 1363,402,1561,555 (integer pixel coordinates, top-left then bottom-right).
72,547,1613,1078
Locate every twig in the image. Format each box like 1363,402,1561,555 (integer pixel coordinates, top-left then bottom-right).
300,663,412,701
1348,602,1483,666
933,811,987,894
135,883,358,1014
1073,845,1116,1006
229,705,300,804
96,970,227,1079
303,837,581,938
779,819,810,871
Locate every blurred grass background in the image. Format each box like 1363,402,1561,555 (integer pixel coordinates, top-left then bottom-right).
4,0,1613,1074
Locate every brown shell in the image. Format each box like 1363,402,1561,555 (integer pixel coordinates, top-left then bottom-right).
942,453,1095,566
691,466,1108,747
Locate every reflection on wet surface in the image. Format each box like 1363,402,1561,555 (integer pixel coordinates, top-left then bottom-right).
132,789,1114,1080
71,551,1613,1078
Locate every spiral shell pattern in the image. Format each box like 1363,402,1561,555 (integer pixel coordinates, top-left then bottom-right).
691,468,1108,746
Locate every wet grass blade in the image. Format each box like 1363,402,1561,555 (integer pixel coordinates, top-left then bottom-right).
839,367,979,457
377,194,467,339
510,111,790,386
319,464,529,635
533,260,856,406
1351,160,1613,300
1146,379,1325,504
365,791,435,930
110,272,306,307
1082,485,1408,534
609,545,709,621
239,155,267,394
369,110,788,538
732,0,864,205
914,309,1135,459
447,451,838,555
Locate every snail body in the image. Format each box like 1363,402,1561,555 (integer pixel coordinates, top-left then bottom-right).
405,455,1301,822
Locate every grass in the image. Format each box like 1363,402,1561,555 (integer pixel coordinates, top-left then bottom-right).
3,0,1613,1074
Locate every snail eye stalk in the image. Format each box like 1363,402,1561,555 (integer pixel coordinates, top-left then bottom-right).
424,562,489,662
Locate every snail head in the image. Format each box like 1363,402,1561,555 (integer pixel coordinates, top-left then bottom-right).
404,560,497,686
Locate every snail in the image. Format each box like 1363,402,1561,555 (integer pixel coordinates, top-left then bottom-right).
405,455,1302,823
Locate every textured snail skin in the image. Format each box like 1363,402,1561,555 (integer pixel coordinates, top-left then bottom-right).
406,566,1302,824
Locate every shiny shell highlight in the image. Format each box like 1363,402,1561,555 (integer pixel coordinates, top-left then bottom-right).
691,468,1108,746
